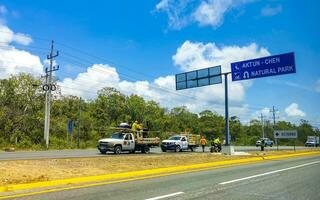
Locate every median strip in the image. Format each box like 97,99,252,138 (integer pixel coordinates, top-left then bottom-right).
0,151,319,194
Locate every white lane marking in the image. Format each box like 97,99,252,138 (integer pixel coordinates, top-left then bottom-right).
145,192,184,200
219,160,320,185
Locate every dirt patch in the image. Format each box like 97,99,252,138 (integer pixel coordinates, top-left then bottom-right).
0,150,318,186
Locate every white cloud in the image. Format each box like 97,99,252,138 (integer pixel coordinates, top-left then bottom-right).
173,41,269,72
0,24,33,46
0,47,43,79
156,0,169,10
194,0,233,27
261,5,282,17
12,33,33,45
260,107,270,116
0,25,42,79
0,5,7,15
58,64,120,98
285,103,306,117
155,0,255,29
155,0,194,29
315,79,320,93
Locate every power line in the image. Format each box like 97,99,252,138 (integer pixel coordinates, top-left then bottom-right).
0,37,289,111
0,34,313,120
0,43,202,102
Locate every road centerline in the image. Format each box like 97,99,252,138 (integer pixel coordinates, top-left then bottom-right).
145,192,184,200
219,160,320,185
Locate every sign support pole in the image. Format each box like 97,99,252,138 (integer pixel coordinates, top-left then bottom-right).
223,73,231,146
67,126,68,146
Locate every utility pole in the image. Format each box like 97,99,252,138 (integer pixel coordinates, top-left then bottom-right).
77,97,81,148
270,106,279,149
271,106,277,127
260,113,265,138
43,40,59,149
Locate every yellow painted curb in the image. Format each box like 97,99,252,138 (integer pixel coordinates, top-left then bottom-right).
0,151,319,193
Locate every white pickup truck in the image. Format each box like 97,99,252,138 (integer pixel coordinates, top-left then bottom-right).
97,130,160,154
161,134,200,152
305,136,319,147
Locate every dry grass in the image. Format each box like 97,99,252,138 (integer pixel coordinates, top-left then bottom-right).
0,150,317,186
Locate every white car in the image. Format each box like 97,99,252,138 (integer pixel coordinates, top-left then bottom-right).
256,138,273,147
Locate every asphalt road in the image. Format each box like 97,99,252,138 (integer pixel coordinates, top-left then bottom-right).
0,146,315,161
13,155,320,200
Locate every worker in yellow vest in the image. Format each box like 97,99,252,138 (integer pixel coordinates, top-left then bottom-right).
132,121,140,132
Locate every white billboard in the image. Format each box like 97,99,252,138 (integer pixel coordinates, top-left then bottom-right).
274,130,298,139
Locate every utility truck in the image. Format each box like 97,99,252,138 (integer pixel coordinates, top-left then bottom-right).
305,136,319,147
97,128,160,154
161,133,200,152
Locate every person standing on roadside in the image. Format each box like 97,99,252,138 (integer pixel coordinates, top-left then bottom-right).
260,138,265,151
200,136,207,152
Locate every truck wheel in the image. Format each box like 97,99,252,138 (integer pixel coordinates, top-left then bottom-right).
100,150,107,154
161,148,166,152
114,146,122,155
190,147,194,152
141,146,150,154
175,145,181,152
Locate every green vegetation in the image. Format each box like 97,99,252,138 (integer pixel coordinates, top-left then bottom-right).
0,74,319,150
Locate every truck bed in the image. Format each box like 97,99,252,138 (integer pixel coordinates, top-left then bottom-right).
181,133,200,146
136,137,160,146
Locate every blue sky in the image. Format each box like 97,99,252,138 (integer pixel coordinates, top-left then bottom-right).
0,0,319,127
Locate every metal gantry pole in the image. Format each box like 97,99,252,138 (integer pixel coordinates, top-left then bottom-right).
224,73,230,146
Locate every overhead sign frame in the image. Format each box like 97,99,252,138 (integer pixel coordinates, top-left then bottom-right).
175,66,222,90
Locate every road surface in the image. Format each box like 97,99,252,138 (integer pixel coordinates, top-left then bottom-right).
10,155,320,199
0,146,314,161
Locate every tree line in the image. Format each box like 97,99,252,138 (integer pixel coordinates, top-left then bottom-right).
0,74,319,149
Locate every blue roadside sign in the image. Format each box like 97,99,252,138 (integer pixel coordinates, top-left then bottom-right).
67,119,73,133
231,52,295,81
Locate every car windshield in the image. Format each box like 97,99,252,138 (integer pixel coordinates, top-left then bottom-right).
111,133,124,139
168,136,181,140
